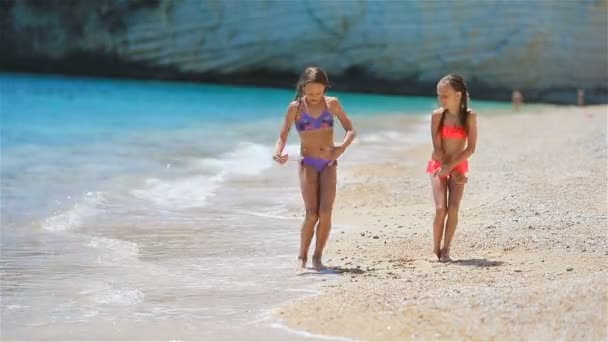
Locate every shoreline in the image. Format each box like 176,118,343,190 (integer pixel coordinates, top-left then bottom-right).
275,105,608,341
2,70,606,106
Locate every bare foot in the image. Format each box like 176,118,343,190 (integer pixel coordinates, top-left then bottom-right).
312,256,325,271
434,247,441,261
440,247,452,263
296,256,307,273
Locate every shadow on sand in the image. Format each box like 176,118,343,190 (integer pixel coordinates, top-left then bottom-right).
297,266,367,276
451,258,505,267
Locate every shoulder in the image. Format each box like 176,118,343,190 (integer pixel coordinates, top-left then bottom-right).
325,96,339,103
286,100,301,115
324,96,344,116
325,96,342,108
466,109,478,126
467,109,478,121
431,107,444,120
288,100,300,111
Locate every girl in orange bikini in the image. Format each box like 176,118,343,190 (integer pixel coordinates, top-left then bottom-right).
428,74,478,262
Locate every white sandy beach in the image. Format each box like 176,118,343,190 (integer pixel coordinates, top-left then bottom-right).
277,105,608,341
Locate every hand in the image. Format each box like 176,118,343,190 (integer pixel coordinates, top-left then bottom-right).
433,164,451,177
272,153,288,165
322,145,346,160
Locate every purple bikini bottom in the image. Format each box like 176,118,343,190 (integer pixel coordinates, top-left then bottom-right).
301,156,336,172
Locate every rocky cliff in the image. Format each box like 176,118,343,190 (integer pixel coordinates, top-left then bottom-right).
2,0,607,103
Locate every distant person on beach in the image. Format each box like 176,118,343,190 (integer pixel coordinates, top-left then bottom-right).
577,89,585,106
273,66,356,272
427,74,478,262
512,89,523,111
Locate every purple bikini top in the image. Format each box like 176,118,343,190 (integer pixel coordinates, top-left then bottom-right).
295,110,334,132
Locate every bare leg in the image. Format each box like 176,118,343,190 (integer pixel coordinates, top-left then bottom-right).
431,175,448,261
313,162,337,270
298,163,320,271
442,176,466,262
450,169,468,184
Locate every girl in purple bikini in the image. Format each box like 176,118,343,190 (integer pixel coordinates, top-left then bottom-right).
273,66,356,272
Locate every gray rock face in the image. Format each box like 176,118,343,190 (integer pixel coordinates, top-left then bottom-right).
2,0,607,103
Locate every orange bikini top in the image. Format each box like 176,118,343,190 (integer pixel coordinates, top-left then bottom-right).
441,125,467,139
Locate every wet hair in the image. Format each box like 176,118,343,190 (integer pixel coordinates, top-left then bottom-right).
293,66,330,101
437,74,470,131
